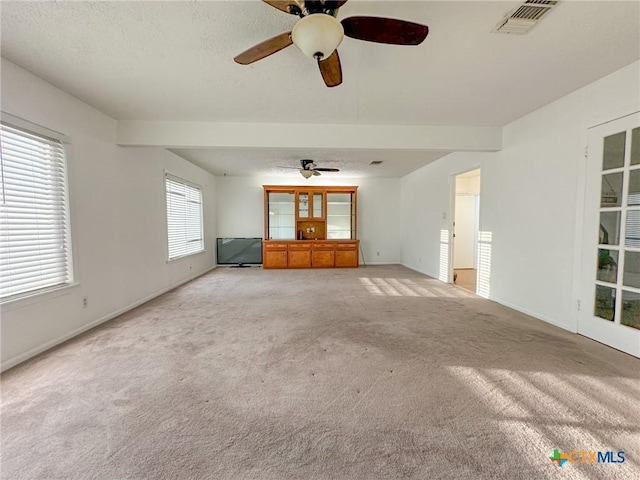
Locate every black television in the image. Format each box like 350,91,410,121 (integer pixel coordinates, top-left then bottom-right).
216,238,263,267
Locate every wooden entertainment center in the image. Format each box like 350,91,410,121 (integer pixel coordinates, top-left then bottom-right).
263,185,359,269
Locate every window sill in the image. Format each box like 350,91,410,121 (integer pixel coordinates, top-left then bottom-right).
166,249,206,264
0,283,80,313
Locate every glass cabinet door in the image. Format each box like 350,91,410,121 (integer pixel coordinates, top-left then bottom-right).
298,192,309,218
312,192,324,218
327,192,355,239
267,192,295,239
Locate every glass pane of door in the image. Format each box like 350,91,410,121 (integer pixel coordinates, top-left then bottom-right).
599,211,621,245
312,192,323,218
625,210,640,247
594,285,616,321
327,193,353,239
621,290,640,329
298,192,309,218
268,192,295,240
631,127,640,165
623,251,640,288
601,172,623,207
603,131,626,170
628,169,640,205
597,249,618,283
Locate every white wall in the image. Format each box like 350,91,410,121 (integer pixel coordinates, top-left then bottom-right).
0,59,218,370
401,60,640,332
216,176,401,265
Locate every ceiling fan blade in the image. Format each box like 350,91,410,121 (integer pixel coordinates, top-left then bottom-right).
262,1,301,15
313,168,340,172
341,16,429,45
277,166,301,169
234,32,293,65
318,50,343,88
324,0,348,11
313,171,322,176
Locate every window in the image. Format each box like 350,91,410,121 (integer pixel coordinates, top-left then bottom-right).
0,122,72,301
165,174,204,260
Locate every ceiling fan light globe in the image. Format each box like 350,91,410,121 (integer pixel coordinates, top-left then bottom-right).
300,169,314,179
292,14,344,60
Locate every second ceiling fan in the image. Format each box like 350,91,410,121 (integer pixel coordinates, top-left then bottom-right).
279,159,340,178
234,0,429,87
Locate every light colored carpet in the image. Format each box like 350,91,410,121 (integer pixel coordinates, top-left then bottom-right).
2,265,639,480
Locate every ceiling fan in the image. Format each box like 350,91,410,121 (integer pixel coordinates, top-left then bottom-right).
234,0,429,87
279,159,340,178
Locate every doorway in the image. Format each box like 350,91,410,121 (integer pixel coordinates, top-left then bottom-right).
452,169,481,293
579,112,639,357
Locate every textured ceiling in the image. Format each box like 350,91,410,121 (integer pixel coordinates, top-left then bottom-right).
2,1,639,178
168,147,450,178
2,1,639,127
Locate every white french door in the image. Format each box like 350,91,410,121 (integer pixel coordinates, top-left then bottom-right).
579,112,640,357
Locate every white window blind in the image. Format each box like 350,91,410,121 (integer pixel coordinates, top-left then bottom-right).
165,174,204,260
0,122,72,300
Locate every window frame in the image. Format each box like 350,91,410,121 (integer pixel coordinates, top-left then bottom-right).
164,172,205,262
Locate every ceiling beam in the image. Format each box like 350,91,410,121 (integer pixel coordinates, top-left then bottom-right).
116,121,502,152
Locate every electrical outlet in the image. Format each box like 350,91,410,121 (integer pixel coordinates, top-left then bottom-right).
82,297,88,309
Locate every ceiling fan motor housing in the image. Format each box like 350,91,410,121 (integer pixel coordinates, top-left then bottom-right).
301,159,316,170
292,14,344,60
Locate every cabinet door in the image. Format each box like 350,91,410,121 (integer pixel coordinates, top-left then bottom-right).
264,250,288,268
335,243,358,267
327,192,355,239
267,192,295,240
297,192,310,219
311,192,324,219
289,250,311,268
312,250,335,268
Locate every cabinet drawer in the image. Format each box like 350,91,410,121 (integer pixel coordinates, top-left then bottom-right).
264,243,288,249
313,243,335,250
336,243,358,250
288,243,312,250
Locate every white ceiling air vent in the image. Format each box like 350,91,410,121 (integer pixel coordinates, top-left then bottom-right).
493,0,558,35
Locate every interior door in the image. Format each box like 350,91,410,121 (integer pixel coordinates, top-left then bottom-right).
453,195,477,269
579,112,640,357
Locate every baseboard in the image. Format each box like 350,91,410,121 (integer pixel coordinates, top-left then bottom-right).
400,262,436,279
360,261,400,266
1,265,217,372
400,263,576,334
489,296,576,333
